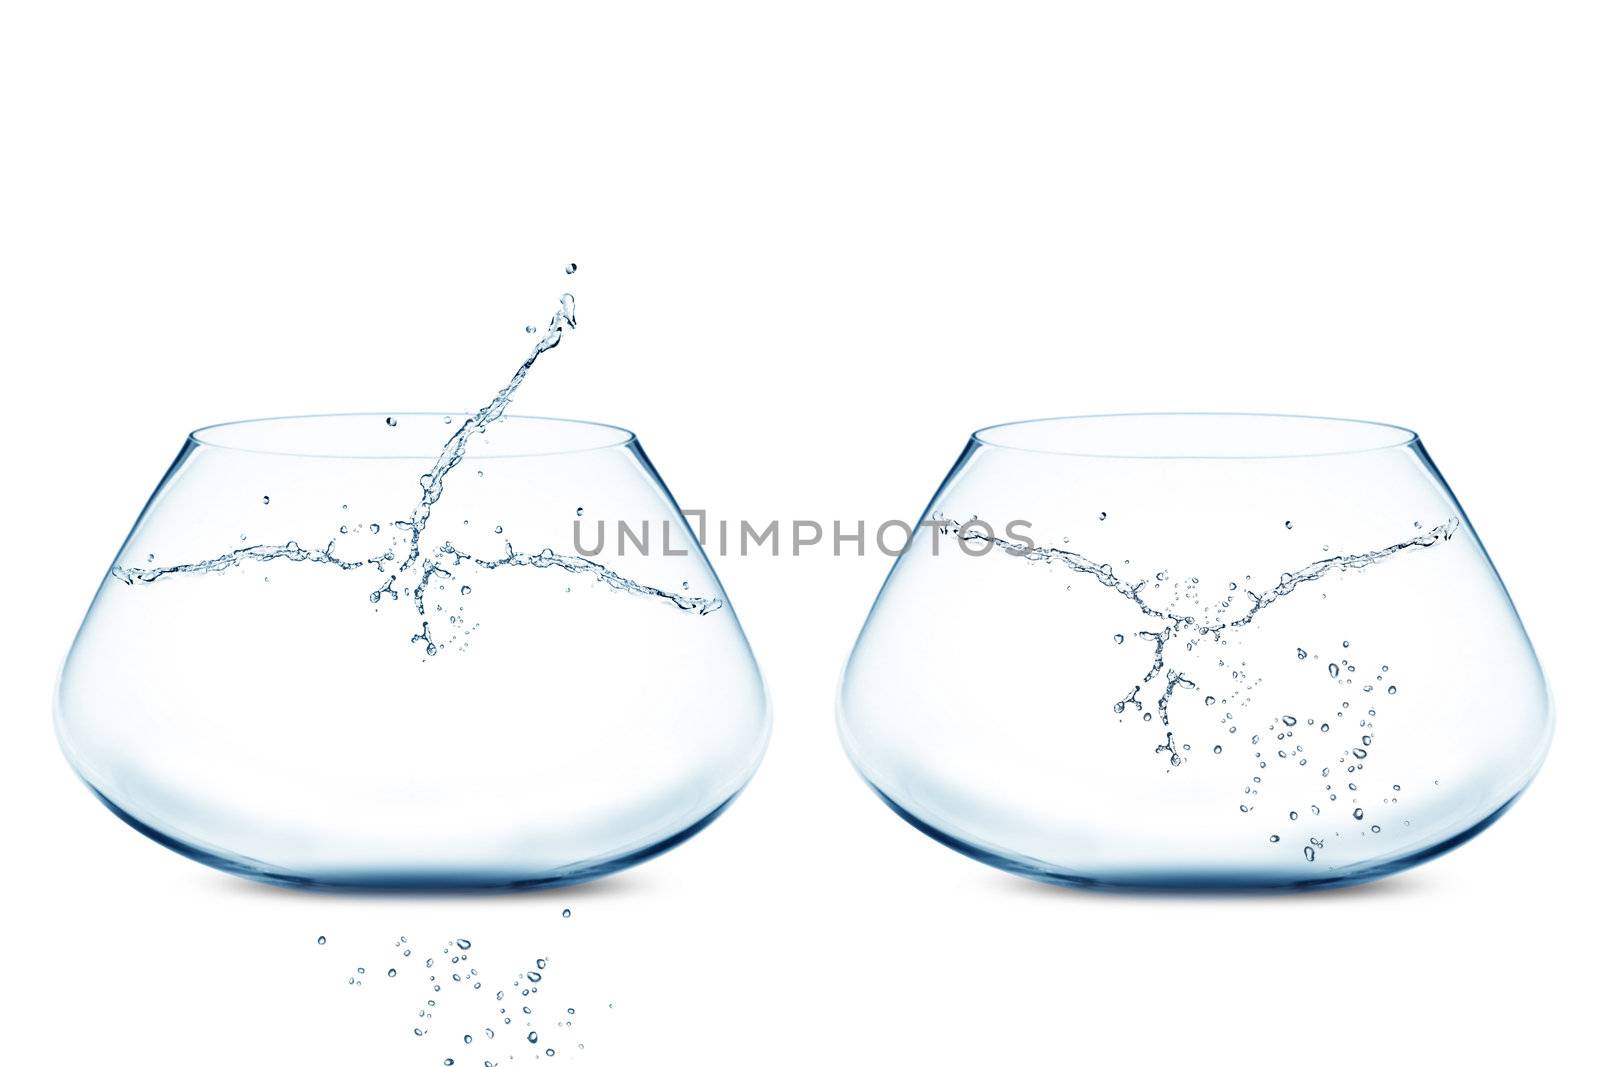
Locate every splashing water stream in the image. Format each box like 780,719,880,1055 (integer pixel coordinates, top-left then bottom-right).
939,515,1460,861
111,280,722,655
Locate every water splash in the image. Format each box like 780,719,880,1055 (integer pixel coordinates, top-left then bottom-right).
328,922,601,1062
395,293,577,575
940,515,1460,863
943,518,1456,742
111,284,721,652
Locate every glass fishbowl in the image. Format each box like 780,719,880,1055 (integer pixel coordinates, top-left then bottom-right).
57,414,770,889
839,414,1551,890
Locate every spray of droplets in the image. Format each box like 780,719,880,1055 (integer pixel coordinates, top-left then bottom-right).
111,268,723,657
320,914,600,1063
942,514,1458,865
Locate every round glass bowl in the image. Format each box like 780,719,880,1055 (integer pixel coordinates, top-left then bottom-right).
57,414,770,889
839,414,1551,890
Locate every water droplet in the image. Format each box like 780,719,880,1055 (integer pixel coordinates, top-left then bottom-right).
1297,648,1307,660
575,506,584,517
386,416,398,427
463,1035,472,1044
1213,745,1222,754
1387,685,1398,695
388,968,397,977
262,495,271,505
370,523,381,534
1284,520,1293,529
316,935,326,945
460,584,472,595
456,939,471,949
565,263,577,274
561,908,572,918
1282,715,1297,727
1113,634,1125,645
1304,846,1316,862
528,1032,540,1045
1353,807,1365,820
1328,663,1340,678
1098,511,1107,521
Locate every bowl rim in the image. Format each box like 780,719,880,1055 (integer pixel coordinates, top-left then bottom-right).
970,412,1421,460
187,412,638,460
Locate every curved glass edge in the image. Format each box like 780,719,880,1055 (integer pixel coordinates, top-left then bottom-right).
863,774,1533,893
837,691,1551,892
1405,437,1555,751
70,764,764,892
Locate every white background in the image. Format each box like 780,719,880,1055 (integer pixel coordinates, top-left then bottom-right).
2,3,1596,1063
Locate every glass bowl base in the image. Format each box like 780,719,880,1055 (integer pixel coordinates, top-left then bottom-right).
866,781,1526,894
85,779,746,892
